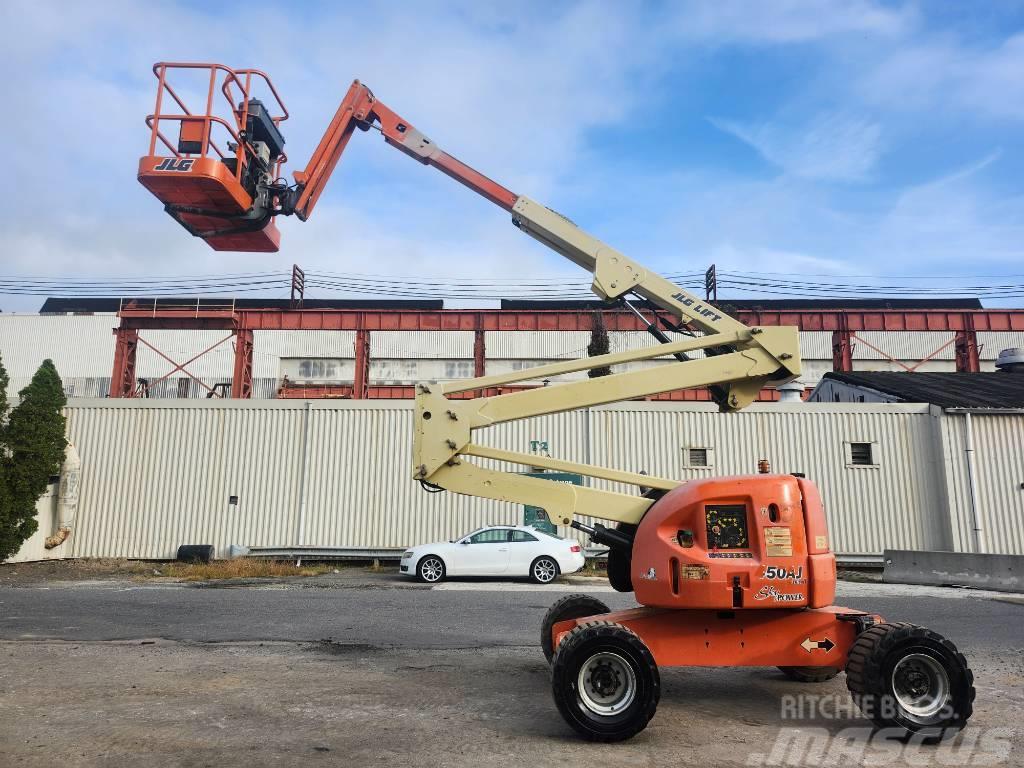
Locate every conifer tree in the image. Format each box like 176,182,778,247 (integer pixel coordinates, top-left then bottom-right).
0,359,67,561
587,311,612,378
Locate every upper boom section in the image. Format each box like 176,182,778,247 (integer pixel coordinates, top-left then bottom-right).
291,81,518,219
287,81,748,338
138,64,802,527
138,64,775,358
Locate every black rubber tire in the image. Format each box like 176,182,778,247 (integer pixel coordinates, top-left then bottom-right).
778,665,841,683
540,594,611,664
551,620,660,742
530,556,561,584
846,622,975,741
416,555,446,584
176,544,214,564
606,524,637,593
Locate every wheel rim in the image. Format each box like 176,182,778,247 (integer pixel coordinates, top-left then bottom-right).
891,652,950,723
420,558,443,582
534,559,557,583
577,652,637,717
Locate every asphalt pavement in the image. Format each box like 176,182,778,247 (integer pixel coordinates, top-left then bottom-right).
1,573,1021,768
0,575,1017,649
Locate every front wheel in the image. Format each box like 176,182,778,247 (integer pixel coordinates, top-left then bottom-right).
531,556,560,584
846,622,975,740
551,621,660,742
416,555,446,584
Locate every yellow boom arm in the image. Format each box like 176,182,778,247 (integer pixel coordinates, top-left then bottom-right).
284,80,803,527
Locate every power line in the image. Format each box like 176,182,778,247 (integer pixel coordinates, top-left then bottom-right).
1,267,1023,300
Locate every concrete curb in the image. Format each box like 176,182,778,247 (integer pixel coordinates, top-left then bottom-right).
883,549,1024,594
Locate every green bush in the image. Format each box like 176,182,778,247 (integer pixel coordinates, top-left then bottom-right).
0,357,67,561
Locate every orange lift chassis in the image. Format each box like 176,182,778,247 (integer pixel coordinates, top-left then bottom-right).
139,62,976,743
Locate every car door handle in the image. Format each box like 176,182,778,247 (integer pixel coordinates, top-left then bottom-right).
498,548,508,551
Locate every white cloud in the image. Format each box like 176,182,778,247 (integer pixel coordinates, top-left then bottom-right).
1,0,1022,314
611,154,1024,293
859,32,1024,121
711,112,885,182
670,0,912,43
0,1,671,311
870,153,1024,268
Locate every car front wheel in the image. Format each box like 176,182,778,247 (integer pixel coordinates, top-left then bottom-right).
417,555,446,583
531,556,560,584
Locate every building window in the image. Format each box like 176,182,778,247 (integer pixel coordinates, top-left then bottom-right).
444,360,474,379
298,359,339,380
849,442,875,466
683,447,712,468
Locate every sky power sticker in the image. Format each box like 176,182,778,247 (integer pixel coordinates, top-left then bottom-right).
753,585,804,602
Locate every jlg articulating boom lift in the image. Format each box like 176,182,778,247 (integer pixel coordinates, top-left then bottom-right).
139,62,975,742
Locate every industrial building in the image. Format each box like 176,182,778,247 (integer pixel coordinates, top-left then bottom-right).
810,367,1024,407
8,395,1024,564
4,296,1023,566
2,297,1022,401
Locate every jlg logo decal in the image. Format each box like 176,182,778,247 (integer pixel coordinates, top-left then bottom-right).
670,292,723,323
154,158,196,172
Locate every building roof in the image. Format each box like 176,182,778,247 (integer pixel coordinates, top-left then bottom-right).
501,297,984,311
38,297,444,314
821,371,1024,408
37,296,986,314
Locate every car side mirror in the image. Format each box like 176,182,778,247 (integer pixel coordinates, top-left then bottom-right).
460,540,470,545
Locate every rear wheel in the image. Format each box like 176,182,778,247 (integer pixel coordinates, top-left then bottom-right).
846,622,974,740
416,555,445,584
531,556,560,584
778,665,840,683
540,594,611,664
551,620,659,742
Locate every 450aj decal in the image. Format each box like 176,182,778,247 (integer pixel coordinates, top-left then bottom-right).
763,565,805,584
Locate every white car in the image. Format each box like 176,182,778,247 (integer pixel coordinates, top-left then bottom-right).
399,525,585,584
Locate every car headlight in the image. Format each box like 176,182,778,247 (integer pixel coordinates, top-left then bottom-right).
402,551,414,559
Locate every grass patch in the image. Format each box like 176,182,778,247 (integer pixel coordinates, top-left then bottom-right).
153,559,338,581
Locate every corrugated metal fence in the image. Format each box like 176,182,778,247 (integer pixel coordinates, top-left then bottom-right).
42,399,975,561
938,410,1024,556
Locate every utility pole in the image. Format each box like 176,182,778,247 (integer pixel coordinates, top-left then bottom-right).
705,264,717,303
290,264,305,309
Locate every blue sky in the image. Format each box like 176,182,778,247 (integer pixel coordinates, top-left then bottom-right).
2,0,1024,310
